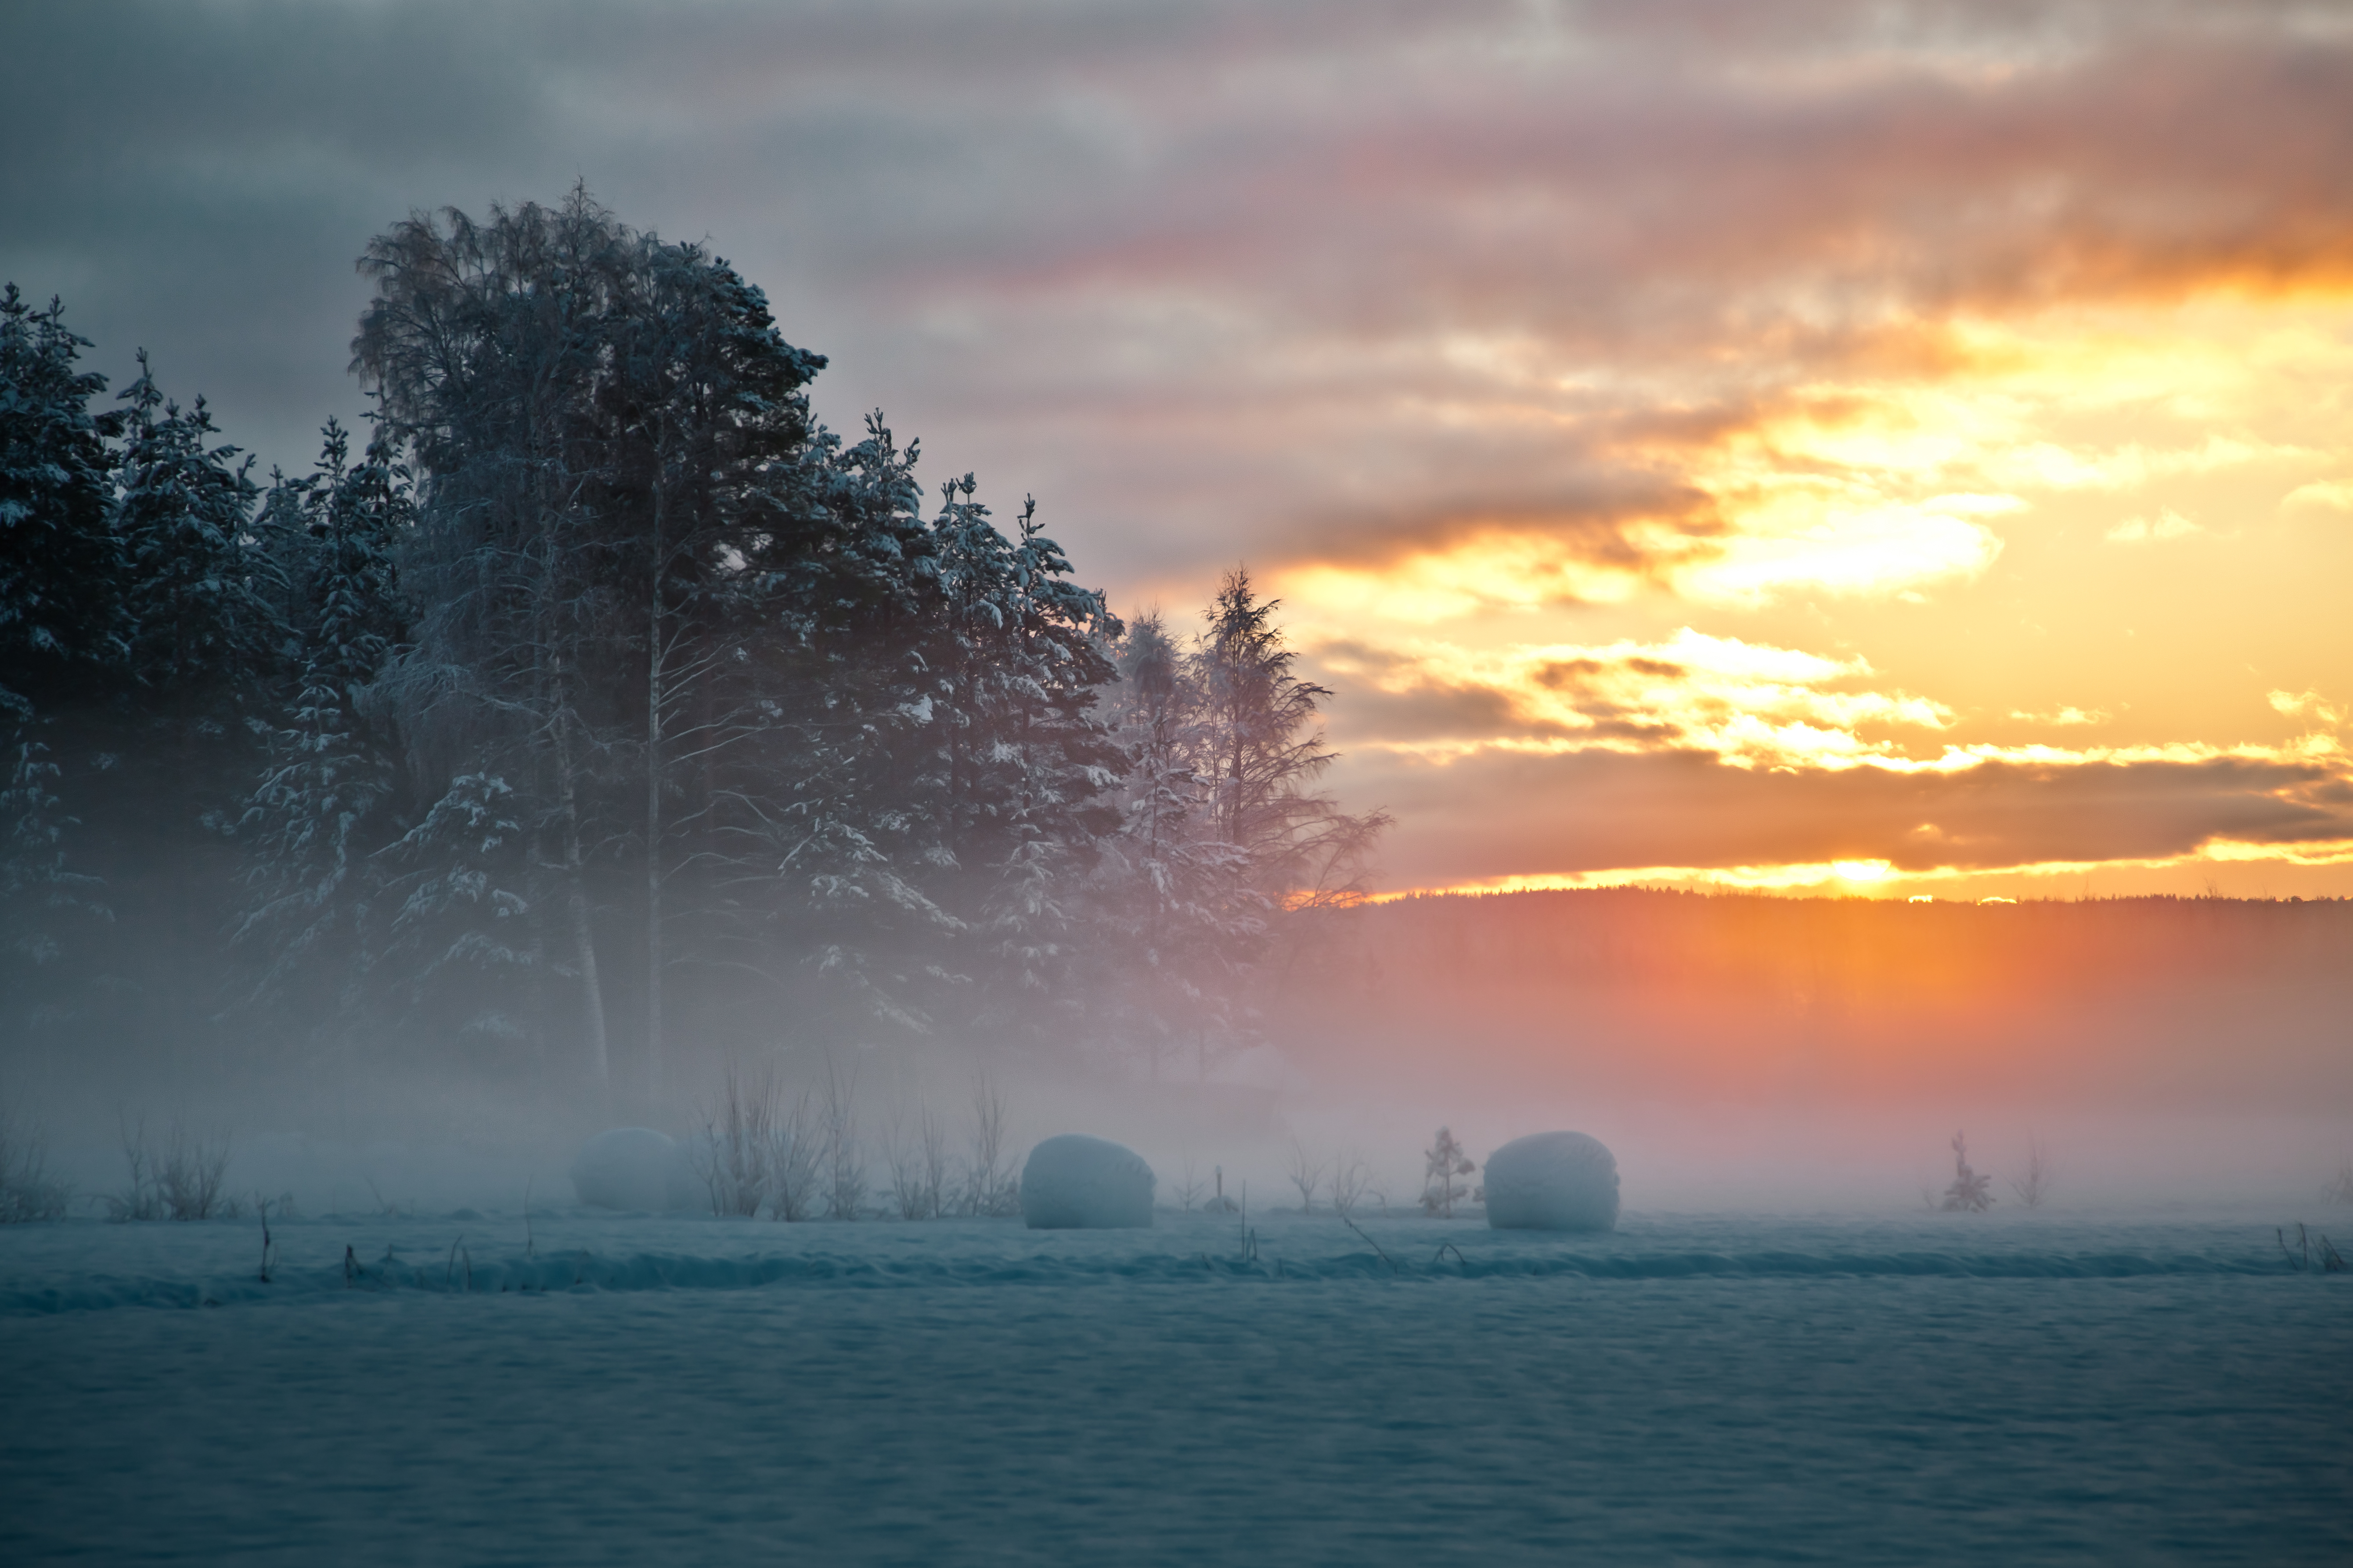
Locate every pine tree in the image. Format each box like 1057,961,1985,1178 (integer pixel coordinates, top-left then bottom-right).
0,285,123,710
354,190,839,1103
1094,609,1263,1079
113,352,278,705
235,419,412,1025
710,414,960,1038
922,483,1123,1045
1194,566,1389,908
1422,1126,1477,1218
374,771,543,1054
0,287,121,996
1941,1131,1994,1212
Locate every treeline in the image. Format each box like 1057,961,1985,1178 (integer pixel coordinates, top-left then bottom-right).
0,191,1384,1115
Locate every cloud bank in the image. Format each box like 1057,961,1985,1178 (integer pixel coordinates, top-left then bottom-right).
5,0,2348,893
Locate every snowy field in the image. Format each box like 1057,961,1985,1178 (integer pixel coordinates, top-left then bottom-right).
4,1208,2347,1565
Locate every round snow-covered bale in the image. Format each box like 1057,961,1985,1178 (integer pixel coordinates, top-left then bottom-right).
1020,1134,1155,1229
570,1127,703,1212
1483,1131,1620,1232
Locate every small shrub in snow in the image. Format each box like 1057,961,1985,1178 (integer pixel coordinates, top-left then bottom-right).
886,1105,951,1221
2323,1161,2353,1208
1283,1140,1322,1214
768,1096,825,1221
961,1076,1020,1217
0,1114,69,1223
695,1064,788,1217
1941,1131,1994,1212
1328,1151,1370,1218
1421,1126,1476,1218
820,1057,867,1220
2009,1134,2054,1210
107,1119,236,1221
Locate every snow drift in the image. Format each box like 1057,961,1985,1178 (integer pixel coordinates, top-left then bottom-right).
1483,1131,1620,1232
1020,1135,1155,1229
570,1128,703,1212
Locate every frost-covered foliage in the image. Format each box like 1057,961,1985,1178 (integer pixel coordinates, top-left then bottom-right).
0,295,285,1064
2009,1134,2054,1209
1090,573,1391,1079
0,186,1390,1110
107,1119,236,1222
1942,1131,1994,1212
234,419,411,1025
0,288,121,1013
0,285,123,694
1422,1126,1477,1218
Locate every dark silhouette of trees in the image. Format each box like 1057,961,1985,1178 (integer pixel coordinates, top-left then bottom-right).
0,189,1390,1114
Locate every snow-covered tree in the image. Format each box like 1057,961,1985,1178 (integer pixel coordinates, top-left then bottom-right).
0,285,123,709
1092,609,1263,1078
1942,1131,1994,1212
1422,1126,1477,1217
113,352,278,706
234,419,412,1025
920,483,1123,1043
1085,571,1388,1079
354,190,837,1103
372,770,544,1059
0,287,119,996
1194,567,1389,909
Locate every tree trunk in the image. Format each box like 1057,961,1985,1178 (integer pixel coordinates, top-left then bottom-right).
554,699,611,1111
644,515,665,1121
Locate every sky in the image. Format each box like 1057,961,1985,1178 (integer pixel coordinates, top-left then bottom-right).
5,0,2350,901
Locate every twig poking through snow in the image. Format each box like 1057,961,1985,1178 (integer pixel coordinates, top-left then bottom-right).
1342,1214,1397,1273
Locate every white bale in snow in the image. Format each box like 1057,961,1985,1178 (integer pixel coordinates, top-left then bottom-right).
1483,1130,1620,1232
1020,1134,1155,1229
570,1127,703,1212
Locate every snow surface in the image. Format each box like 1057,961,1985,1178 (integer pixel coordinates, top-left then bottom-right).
3,1209,2347,1564
1483,1130,1620,1231
569,1126,703,1212
1019,1133,1155,1228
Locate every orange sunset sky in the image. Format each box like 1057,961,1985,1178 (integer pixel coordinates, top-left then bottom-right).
5,0,2349,900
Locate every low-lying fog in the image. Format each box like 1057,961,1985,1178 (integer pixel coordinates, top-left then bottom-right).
9,892,2348,1222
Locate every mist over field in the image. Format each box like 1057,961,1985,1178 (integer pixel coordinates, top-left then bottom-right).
7,7,2353,1563
11,877,2349,1219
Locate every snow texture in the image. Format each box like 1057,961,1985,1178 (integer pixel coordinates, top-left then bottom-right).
1019,1133,1155,1228
1484,1130,1621,1232
1,1211,2347,1565
569,1128,702,1213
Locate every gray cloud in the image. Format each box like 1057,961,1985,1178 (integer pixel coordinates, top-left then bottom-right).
10,0,2348,563
1344,745,2353,887
8,0,2347,887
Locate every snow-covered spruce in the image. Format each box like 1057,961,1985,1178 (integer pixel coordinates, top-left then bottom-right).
1019,1135,1155,1229
570,1128,705,1212
1482,1131,1620,1232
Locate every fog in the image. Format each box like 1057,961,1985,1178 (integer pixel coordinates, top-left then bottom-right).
11,888,2348,1222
